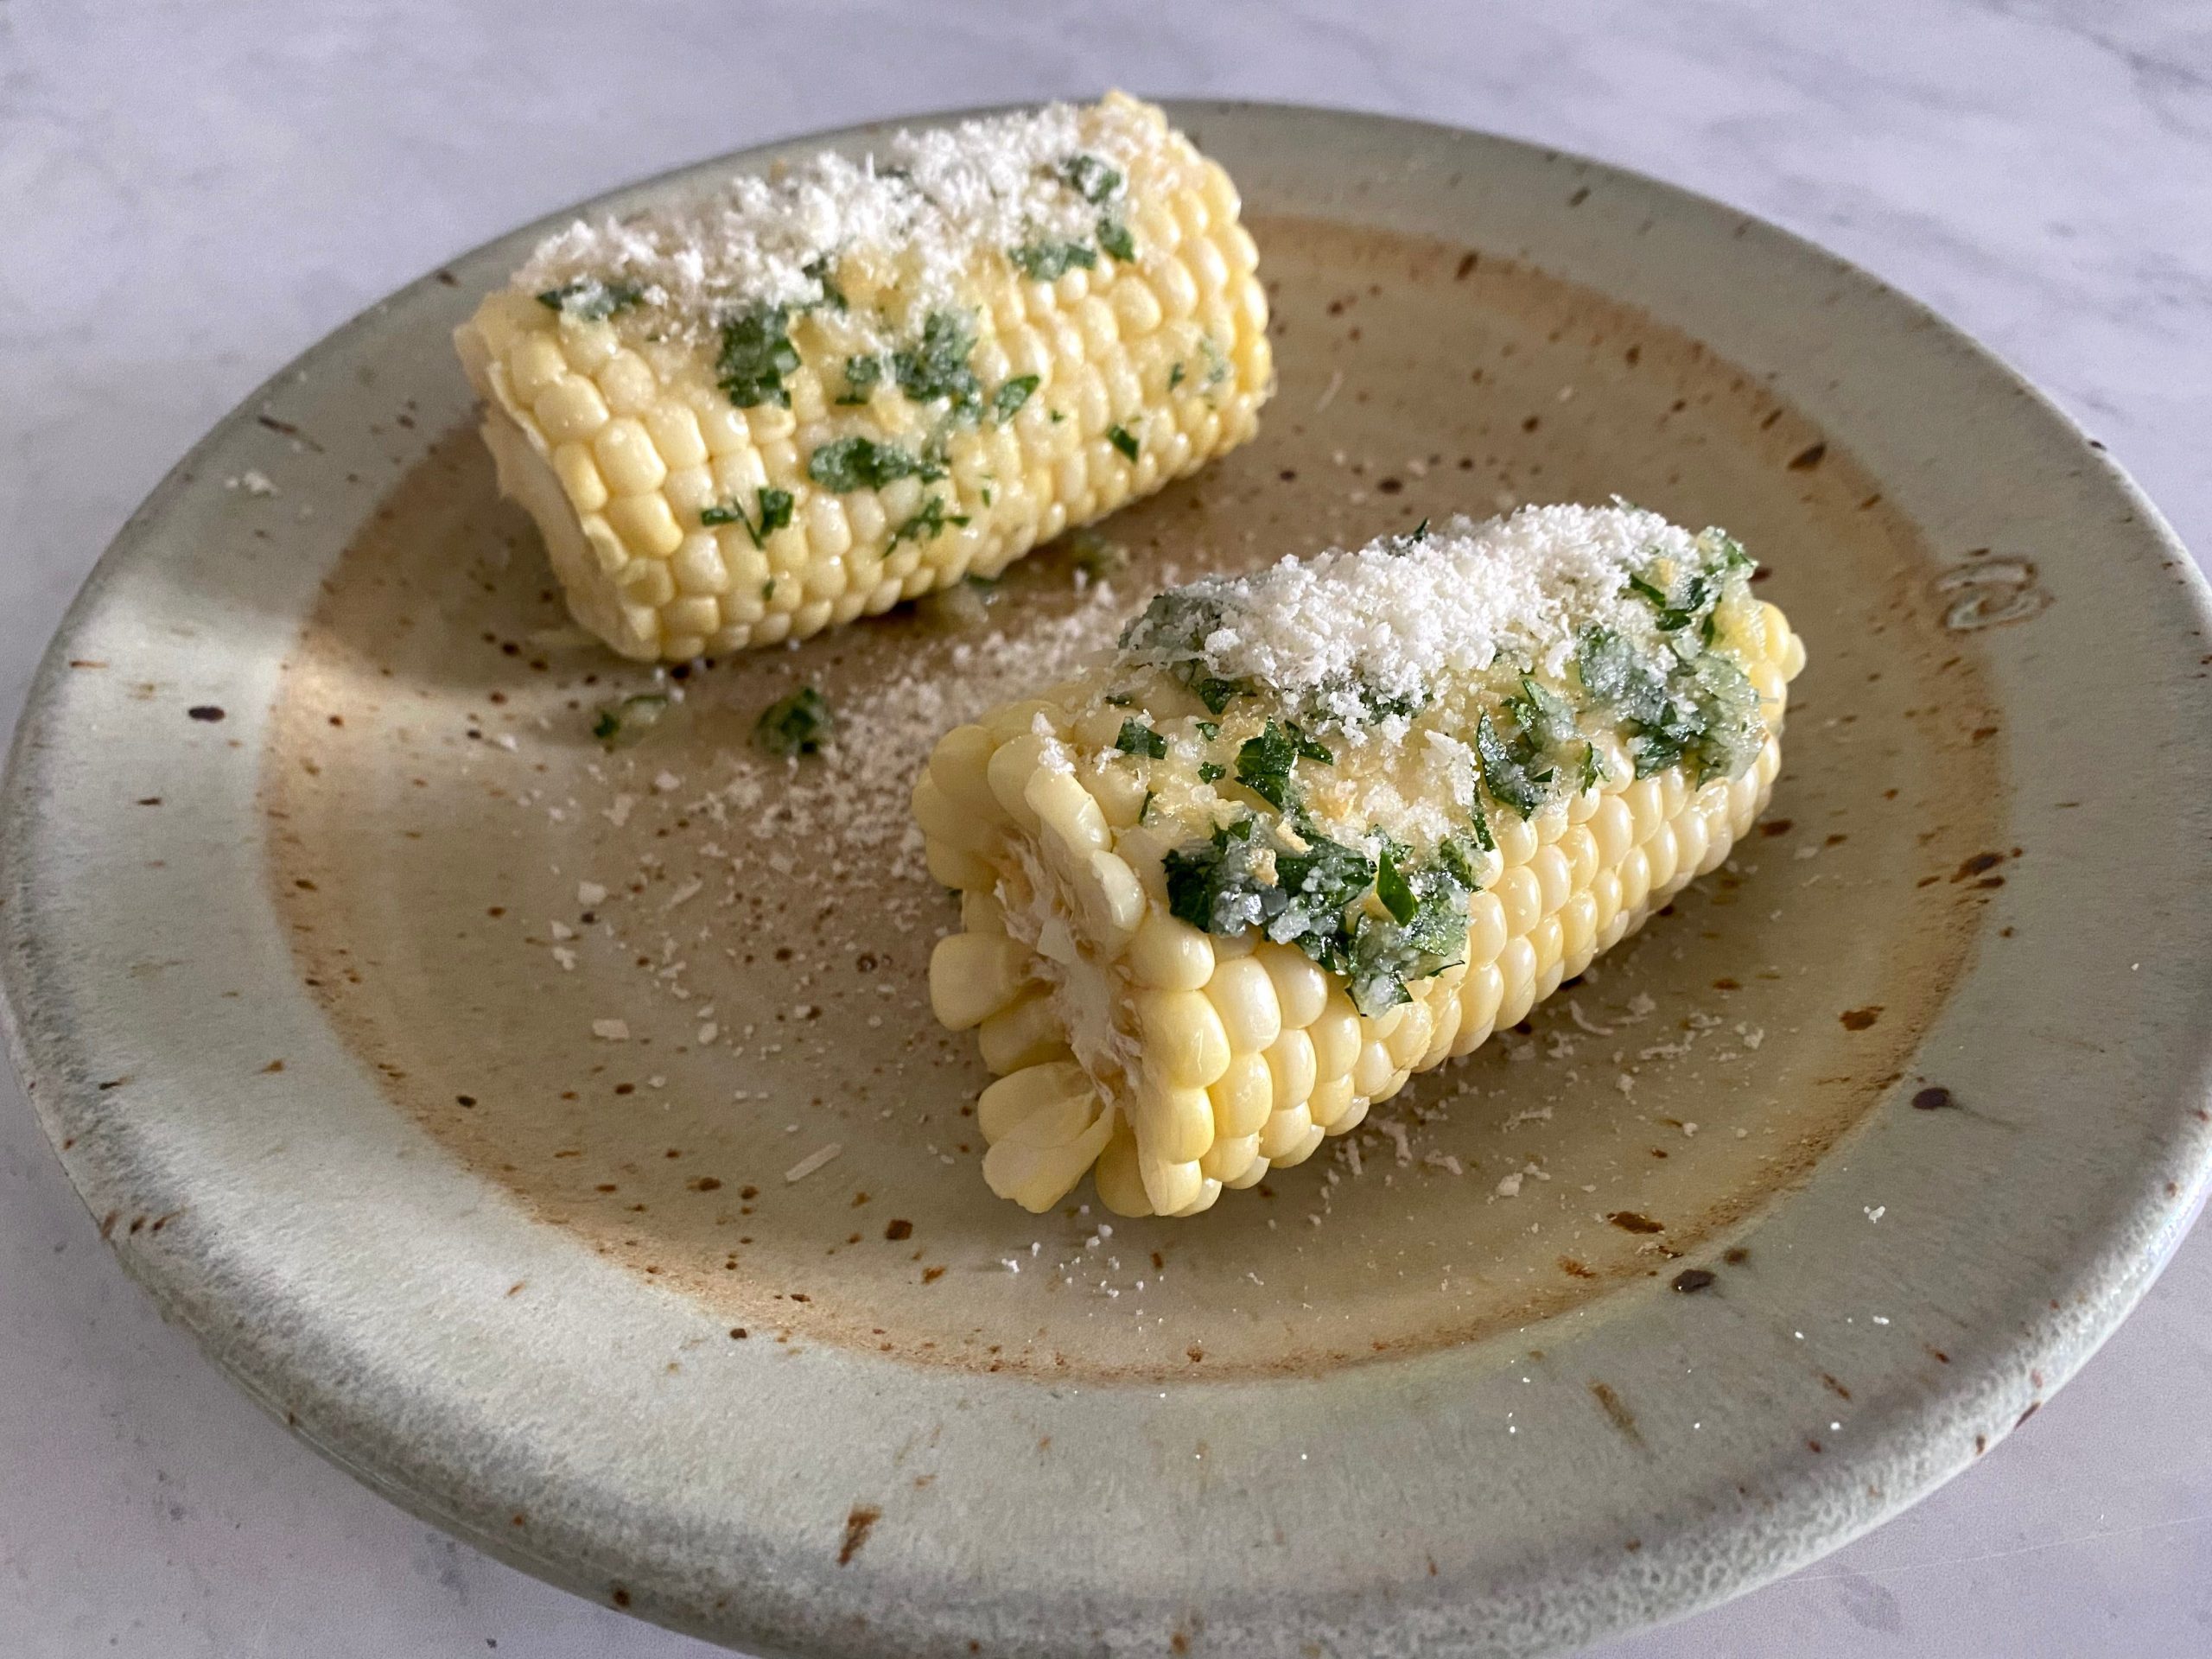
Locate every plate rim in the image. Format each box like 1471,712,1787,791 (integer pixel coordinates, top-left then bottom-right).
7,95,2211,1659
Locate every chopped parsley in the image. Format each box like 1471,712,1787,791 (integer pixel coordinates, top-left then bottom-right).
1505,674,1580,753
1437,831,1488,888
589,692,668,747
991,374,1039,421
893,309,982,417
1476,710,1548,818
801,253,845,312
892,495,970,545
1576,621,1759,784
716,303,799,408
1164,819,1275,936
1195,677,1247,714
1268,828,1374,976
1161,805,1468,1012
701,486,794,548
1374,844,1419,924
808,435,931,493
1115,718,1168,760
1168,361,1186,390
837,353,884,404
1626,535,1752,637
1057,153,1123,203
1346,853,1471,1016
1234,721,1306,809
1194,720,1220,741
1010,238,1097,281
1107,423,1141,462
1198,761,1226,783
1096,216,1136,263
755,685,832,758
536,277,645,319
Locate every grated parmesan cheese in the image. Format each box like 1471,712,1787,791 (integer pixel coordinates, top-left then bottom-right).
516,100,1158,348
1116,504,1699,734
785,1143,843,1184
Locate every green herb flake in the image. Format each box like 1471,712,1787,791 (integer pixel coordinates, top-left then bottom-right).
892,496,970,545
1140,788,1156,823
1506,675,1580,753
1164,819,1274,936
1168,361,1186,390
837,353,885,405
1010,239,1097,282
590,692,669,748
801,253,846,312
1198,762,1227,784
1437,834,1485,889
1103,692,1135,708
1292,726,1334,765
1344,845,1476,1015
1116,719,1168,760
1269,829,1375,975
536,277,645,320
1193,677,1243,714
893,309,982,416
702,486,794,548
1476,711,1547,817
1057,152,1123,204
991,374,1039,421
808,435,926,493
1375,847,1419,925
1107,423,1141,462
1195,720,1220,741
1577,741,1605,791
1096,216,1136,263
1234,721,1303,809
715,302,800,408
755,685,833,759
757,487,794,538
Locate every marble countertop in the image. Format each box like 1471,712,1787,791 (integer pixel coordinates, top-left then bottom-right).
6,3,2209,1653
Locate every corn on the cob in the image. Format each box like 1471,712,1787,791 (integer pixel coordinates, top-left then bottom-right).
920,504,1807,1217
453,92,1271,662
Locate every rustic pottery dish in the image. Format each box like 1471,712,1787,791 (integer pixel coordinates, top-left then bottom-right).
5,101,2209,1658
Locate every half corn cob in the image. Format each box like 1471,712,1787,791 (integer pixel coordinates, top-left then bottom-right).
919,504,1807,1217
453,92,1271,662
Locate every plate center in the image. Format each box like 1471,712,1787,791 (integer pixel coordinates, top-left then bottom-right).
265,214,2006,1379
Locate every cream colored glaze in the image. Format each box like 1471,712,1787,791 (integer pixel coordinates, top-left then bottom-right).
264,213,2005,1379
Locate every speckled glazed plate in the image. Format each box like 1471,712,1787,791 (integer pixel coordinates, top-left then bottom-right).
7,101,2211,1659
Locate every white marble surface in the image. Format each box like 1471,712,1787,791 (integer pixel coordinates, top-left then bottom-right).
6,2,2210,1652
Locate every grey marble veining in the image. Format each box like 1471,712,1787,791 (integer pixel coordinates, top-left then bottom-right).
4,3,2209,1654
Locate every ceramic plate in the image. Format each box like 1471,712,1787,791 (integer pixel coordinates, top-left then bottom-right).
7,102,2209,1659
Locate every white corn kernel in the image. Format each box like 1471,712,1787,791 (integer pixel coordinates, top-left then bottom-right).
929,932,1030,1031
1208,1052,1274,1137
1135,988,1231,1089
1128,910,1215,989
1265,1028,1317,1112
978,991,1070,1075
1204,956,1281,1053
